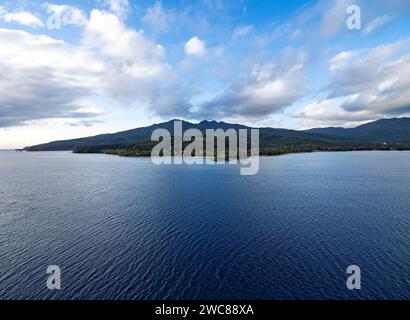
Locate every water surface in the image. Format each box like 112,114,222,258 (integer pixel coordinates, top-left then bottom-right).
0,150,409,299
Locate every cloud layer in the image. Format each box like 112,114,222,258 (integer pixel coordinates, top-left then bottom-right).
298,40,410,126
1,0,410,132
0,6,43,27
201,52,306,118
0,6,191,127
0,28,102,127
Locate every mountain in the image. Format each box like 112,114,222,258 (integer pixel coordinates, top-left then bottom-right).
23,118,410,156
23,120,249,151
306,118,410,143
23,119,354,151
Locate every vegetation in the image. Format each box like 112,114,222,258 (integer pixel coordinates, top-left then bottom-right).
25,118,410,158
72,137,410,159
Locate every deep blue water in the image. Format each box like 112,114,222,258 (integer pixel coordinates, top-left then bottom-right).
0,150,409,300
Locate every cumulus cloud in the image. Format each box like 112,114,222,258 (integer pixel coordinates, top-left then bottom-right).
3,0,410,132
83,9,191,117
84,10,165,66
200,53,306,118
102,0,130,19
0,6,193,128
298,39,410,126
329,40,410,114
295,98,378,128
0,8,44,28
185,36,206,57
0,28,103,127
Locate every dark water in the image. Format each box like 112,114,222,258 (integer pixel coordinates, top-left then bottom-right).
0,150,409,300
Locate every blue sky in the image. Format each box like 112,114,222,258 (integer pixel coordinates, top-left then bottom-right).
1,0,410,148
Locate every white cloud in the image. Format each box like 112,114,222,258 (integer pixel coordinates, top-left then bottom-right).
0,28,103,127
83,9,166,77
103,0,130,19
185,36,206,57
232,25,253,39
329,51,354,71
67,120,105,127
266,0,410,44
0,9,44,28
83,9,191,117
142,2,173,34
320,0,352,38
328,40,410,113
299,39,410,126
363,15,391,36
0,6,193,128
201,53,306,118
295,98,377,128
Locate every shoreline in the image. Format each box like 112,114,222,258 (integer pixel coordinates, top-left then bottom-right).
14,148,410,158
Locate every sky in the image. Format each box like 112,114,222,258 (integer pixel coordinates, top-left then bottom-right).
1,0,410,148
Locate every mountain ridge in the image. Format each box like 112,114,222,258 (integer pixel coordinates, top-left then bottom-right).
305,117,410,142
23,117,410,156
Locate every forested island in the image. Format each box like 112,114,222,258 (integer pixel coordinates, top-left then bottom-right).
23,118,410,157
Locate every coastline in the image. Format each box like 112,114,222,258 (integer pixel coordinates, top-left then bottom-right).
15,146,409,158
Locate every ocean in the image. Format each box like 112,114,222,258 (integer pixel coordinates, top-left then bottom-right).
0,150,409,299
